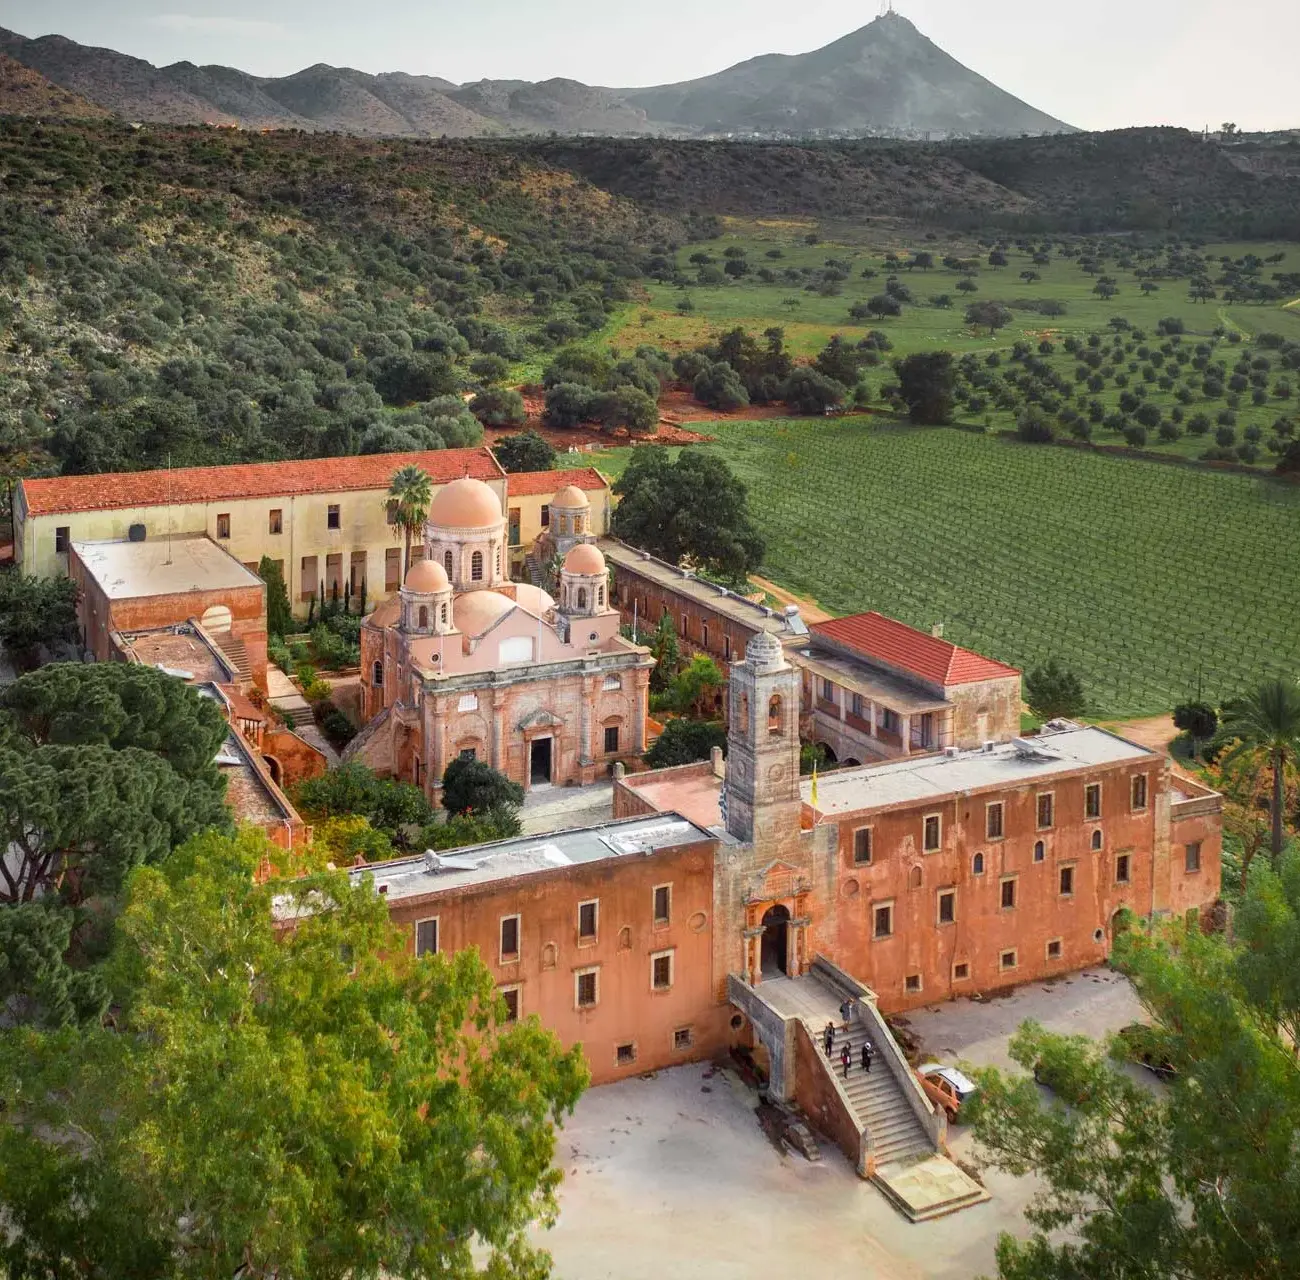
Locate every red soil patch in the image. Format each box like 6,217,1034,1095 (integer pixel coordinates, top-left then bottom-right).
657,388,789,423
483,385,715,450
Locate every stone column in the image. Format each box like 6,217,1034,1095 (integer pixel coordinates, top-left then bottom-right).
491,690,507,772
742,925,764,986
901,714,912,756
632,669,649,752
868,700,878,738
579,674,597,766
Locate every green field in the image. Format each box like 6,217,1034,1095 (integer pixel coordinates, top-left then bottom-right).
595,419,1300,717
609,228,1300,469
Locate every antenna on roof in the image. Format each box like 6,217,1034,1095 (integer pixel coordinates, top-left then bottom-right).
165,453,173,566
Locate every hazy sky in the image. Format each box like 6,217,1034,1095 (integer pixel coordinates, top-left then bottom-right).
4,0,1297,132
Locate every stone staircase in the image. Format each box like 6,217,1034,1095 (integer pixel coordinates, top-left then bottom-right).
816,1019,934,1166
211,631,252,684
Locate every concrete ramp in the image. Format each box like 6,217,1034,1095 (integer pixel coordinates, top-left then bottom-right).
873,1153,989,1222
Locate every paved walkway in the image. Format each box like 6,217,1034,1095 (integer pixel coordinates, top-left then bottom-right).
520,781,615,836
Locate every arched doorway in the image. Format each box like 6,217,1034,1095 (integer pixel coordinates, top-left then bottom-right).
760,904,791,977
817,742,838,765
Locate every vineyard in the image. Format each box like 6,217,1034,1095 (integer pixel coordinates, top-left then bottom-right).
694,419,1300,717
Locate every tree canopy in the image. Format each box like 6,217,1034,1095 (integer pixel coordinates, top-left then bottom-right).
0,829,588,1280
611,449,765,582
1024,659,1086,721
441,758,525,817
0,572,79,667
970,864,1300,1280
494,430,557,473
894,353,956,425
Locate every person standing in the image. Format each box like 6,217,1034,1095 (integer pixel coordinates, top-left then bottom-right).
824,1021,835,1057
840,1043,851,1080
839,998,853,1028
861,1040,873,1074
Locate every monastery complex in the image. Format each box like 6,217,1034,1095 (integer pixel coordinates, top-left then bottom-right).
13,446,1224,1206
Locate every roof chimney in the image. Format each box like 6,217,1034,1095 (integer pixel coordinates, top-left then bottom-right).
931,622,944,638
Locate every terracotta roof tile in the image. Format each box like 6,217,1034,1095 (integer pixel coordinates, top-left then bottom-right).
504,467,608,497
19,448,504,517
811,612,1020,687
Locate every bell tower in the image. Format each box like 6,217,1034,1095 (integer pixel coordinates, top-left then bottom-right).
724,631,802,845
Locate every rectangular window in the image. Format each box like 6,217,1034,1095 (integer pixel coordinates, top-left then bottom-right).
1085,783,1101,820
216,512,231,540
852,827,873,866
350,550,367,595
578,900,598,941
905,974,922,993
1037,792,1055,830
325,552,343,594
651,950,674,991
300,554,318,601
268,508,283,535
1000,949,1018,971
576,968,598,1009
54,526,70,553
873,901,894,939
701,622,709,650
680,614,689,639
937,889,956,925
953,961,970,981
604,725,620,754
458,747,477,763
723,635,732,662
986,802,1004,840
616,1042,636,1065
500,915,520,962
540,503,550,528
1059,865,1075,896
327,504,341,530
415,918,438,957
1047,939,1063,960
673,1027,693,1051
821,677,835,702
653,884,671,926
500,986,520,1022
850,692,864,720
923,814,941,853
1116,853,1132,884
385,547,402,591
1131,775,1148,811
880,707,901,735
385,499,399,526
1000,877,1018,910
508,507,521,546
1185,841,1202,873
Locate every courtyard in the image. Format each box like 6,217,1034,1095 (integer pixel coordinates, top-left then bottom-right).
538,968,1145,1280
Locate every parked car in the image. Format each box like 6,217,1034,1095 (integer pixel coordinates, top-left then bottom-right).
916,1063,978,1121
1116,1022,1177,1082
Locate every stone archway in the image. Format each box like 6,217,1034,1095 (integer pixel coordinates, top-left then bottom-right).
816,742,839,765
760,904,791,977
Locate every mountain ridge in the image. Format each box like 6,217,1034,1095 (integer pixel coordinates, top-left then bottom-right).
0,15,1071,139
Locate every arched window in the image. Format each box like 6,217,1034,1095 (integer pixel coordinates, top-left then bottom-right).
372,661,384,688
1091,829,1103,850
1034,840,1046,862
908,865,923,890
443,549,453,576
495,547,501,575
768,694,783,735
577,587,588,610
418,606,429,630
440,602,448,625
598,585,605,607
972,852,985,875
471,550,484,581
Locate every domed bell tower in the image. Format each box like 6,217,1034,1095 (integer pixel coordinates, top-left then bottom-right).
724,631,802,845
400,560,454,636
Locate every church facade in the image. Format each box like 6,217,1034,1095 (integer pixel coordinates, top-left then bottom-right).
351,477,653,799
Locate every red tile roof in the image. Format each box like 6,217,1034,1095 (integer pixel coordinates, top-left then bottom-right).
811,612,1020,687
505,467,609,497
18,448,505,517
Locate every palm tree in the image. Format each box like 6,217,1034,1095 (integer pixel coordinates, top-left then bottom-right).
387,465,433,580
1217,677,1300,858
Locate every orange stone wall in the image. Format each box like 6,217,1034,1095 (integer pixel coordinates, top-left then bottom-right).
378,837,728,1085
815,758,1200,1012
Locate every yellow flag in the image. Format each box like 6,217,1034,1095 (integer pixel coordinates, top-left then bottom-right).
810,761,819,809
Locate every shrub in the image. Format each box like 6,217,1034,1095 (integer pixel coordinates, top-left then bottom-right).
645,719,727,768
1016,407,1055,443
469,387,526,428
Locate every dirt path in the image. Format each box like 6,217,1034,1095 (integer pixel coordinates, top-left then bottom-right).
1097,713,1205,778
748,574,834,623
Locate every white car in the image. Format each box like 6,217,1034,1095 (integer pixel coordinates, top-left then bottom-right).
916,1063,978,1120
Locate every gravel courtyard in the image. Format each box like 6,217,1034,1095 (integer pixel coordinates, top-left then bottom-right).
536,968,1145,1280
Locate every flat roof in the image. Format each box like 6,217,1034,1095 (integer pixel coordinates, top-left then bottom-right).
20,447,503,516
340,812,716,904
798,644,950,715
120,624,234,684
803,726,1154,817
600,539,808,641
620,766,728,832
73,535,262,600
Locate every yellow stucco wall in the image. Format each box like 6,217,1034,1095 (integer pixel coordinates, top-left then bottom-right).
17,479,510,617
507,489,611,552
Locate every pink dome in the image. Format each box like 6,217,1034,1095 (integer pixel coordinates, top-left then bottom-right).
453,590,514,637
428,477,503,530
552,484,590,509
403,558,449,593
563,542,606,576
